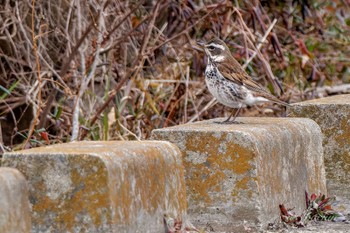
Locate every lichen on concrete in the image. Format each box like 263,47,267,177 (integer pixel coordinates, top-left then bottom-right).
0,167,31,233
151,117,327,232
288,94,350,212
2,141,186,233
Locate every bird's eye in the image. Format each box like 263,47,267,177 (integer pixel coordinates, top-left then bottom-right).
208,45,215,50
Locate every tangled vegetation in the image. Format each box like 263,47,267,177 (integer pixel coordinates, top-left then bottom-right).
1,0,350,150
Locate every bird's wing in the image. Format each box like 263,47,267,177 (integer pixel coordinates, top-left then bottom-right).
217,58,268,93
217,57,289,106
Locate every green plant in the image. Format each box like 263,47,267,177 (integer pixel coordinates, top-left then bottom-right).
280,191,345,227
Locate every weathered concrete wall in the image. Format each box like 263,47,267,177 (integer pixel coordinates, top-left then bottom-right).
2,141,186,233
0,167,31,233
152,117,327,231
288,94,350,212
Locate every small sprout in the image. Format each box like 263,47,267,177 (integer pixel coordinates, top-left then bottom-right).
280,191,345,228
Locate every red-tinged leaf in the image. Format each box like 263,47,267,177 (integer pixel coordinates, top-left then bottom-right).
323,205,333,211
297,39,312,57
305,191,309,208
40,132,50,144
318,197,330,208
281,215,299,224
174,219,182,231
279,204,290,216
131,16,140,28
310,193,317,201
159,102,165,109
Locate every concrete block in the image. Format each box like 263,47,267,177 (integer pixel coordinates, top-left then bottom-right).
288,94,350,212
0,167,31,233
2,141,186,233
151,117,327,231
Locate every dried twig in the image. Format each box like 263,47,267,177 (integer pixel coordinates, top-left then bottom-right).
234,8,283,95
1,0,348,147
79,1,160,140
23,0,43,149
243,18,277,68
188,98,217,123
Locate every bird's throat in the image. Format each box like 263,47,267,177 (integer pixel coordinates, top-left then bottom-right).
211,55,225,62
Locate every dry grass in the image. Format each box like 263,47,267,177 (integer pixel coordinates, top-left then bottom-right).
0,0,350,150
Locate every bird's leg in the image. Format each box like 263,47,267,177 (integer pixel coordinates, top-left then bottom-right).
222,106,242,124
230,106,242,122
223,111,235,122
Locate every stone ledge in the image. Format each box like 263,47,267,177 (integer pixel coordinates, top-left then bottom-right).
2,141,186,233
151,117,327,232
287,94,350,212
0,167,31,233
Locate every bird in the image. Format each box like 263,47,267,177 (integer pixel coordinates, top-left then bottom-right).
198,38,289,124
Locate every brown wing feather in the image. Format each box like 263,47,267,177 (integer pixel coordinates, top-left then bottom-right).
217,56,289,106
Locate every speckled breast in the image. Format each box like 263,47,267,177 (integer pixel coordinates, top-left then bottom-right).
205,64,245,108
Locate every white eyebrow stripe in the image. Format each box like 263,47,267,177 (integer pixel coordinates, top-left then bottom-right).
212,55,225,62
208,43,225,50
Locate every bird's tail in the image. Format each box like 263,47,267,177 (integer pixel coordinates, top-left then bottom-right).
271,99,290,107
259,92,290,107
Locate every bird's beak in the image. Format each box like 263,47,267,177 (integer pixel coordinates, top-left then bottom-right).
196,40,209,55
197,41,205,47
192,40,206,52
